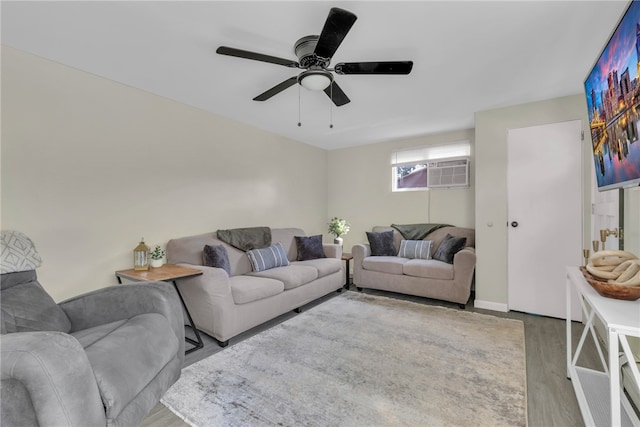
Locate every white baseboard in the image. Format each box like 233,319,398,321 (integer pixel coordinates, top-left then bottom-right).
474,299,509,312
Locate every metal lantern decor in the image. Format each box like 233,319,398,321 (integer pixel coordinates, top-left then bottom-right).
133,238,150,271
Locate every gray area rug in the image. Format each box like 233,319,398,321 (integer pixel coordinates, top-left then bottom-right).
161,292,527,426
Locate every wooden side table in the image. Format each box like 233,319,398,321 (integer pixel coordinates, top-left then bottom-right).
115,264,204,354
342,252,353,289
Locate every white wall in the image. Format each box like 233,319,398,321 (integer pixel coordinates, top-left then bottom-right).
327,129,475,252
1,46,328,301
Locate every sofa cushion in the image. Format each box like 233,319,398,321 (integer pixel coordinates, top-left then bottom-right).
230,275,284,304
293,258,342,278
248,265,318,290
78,313,179,420
403,259,454,280
362,256,408,275
366,231,396,256
247,243,290,272
433,234,467,264
398,240,432,260
203,244,231,275
295,235,326,261
72,319,127,348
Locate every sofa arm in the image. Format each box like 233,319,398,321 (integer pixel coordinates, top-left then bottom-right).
1,331,106,427
173,264,235,337
323,243,342,259
175,264,233,298
59,281,184,356
352,243,371,264
453,247,476,284
352,244,371,285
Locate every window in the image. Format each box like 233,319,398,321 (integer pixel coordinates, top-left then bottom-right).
391,141,470,191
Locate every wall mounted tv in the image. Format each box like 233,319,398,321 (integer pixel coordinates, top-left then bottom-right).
585,0,640,191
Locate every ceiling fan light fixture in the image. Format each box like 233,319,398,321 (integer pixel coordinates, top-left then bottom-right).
298,70,333,91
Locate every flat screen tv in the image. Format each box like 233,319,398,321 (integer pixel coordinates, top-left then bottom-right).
584,0,640,191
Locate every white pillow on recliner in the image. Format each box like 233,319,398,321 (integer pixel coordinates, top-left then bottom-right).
1,230,43,274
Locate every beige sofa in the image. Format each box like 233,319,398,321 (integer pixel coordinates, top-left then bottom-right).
166,228,343,346
352,226,476,307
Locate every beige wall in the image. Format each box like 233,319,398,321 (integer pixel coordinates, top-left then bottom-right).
474,95,593,308
327,129,475,252
1,47,328,301
624,187,640,256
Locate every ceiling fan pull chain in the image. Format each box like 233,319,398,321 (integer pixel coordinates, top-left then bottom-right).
297,84,302,127
329,84,334,129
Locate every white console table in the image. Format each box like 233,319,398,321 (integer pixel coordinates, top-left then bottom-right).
566,266,640,427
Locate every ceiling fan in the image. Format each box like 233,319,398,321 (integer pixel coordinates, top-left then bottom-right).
216,7,413,107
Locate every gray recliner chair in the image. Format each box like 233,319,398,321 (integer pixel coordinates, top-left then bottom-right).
0,231,185,427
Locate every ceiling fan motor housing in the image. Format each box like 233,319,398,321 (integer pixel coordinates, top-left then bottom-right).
295,35,330,68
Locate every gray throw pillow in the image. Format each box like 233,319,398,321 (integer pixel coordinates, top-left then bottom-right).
433,234,467,264
366,231,396,256
203,244,231,275
247,243,290,272
398,240,432,260
295,235,326,261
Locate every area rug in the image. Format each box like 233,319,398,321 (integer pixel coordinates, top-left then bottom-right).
161,292,527,427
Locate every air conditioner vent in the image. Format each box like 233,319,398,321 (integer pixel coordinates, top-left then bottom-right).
427,157,470,188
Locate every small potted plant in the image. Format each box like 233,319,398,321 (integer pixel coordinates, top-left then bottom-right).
149,245,166,268
328,217,350,246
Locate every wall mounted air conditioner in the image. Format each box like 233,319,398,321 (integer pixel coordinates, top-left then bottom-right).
427,157,470,189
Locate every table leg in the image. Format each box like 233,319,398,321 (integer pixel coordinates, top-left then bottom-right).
344,259,351,289
171,280,204,354
609,327,620,426
566,275,571,379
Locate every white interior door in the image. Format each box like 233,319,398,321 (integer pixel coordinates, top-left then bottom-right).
507,120,583,320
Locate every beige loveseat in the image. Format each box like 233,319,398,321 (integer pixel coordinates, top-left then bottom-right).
166,228,343,346
352,226,476,307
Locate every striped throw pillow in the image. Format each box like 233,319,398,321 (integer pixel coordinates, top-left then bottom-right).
397,240,432,260
247,242,290,272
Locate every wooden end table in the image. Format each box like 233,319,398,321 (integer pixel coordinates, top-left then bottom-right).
342,252,353,289
115,264,204,354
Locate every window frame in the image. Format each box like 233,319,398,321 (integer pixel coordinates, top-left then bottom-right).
391,141,470,192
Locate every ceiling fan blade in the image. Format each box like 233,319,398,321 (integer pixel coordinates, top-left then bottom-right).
324,81,350,107
314,8,357,60
334,61,414,75
217,46,299,68
253,77,298,101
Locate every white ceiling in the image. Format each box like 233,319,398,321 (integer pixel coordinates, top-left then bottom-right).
1,1,629,150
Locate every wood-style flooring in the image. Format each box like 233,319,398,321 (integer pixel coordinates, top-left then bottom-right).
141,286,602,427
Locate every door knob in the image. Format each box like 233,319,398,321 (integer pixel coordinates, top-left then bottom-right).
511,221,519,228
